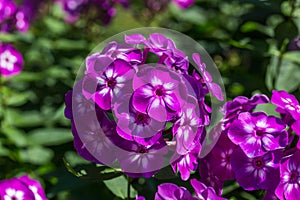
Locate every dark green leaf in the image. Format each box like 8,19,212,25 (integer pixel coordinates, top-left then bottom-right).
27,128,73,146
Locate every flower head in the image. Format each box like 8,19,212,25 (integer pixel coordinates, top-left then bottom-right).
0,175,47,200
275,150,300,200
228,112,288,158
0,43,23,77
231,147,282,190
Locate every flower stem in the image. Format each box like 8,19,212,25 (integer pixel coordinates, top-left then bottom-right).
127,175,131,200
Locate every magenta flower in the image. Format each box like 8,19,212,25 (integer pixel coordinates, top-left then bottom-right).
192,53,224,101
275,150,300,200
231,147,281,190
171,143,200,181
271,90,300,136
83,59,134,110
199,159,224,196
204,133,236,181
228,112,288,158
113,94,164,145
155,183,195,200
0,43,23,77
173,97,204,155
132,66,185,122
0,175,47,200
190,179,226,200
222,94,269,129
0,0,17,23
172,0,195,9
117,138,168,178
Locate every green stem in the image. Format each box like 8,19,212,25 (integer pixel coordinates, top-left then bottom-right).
127,176,131,200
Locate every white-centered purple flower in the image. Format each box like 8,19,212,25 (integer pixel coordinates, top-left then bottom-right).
222,94,269,130
83,59,134,110
231,147,282,190
171,143,200,181
228,112,288,158
132,66,186,122
271,90,300,140
113,94,165,145
0,43,23,77
0,175,47,200
275,150,300,200
173,96,204,155
204,133,236,181
117,139,168,178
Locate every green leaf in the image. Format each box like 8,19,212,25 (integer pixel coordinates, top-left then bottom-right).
253,103,280,117
5,109,45,127
104,176,137,199
20,146,54,165
2,124,29,147
282,51,300,65
27,128,73,146
54,39,88,50
275,21,298,47
275,59,300,92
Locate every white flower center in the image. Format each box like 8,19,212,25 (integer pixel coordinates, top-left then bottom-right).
0,50,17,71
4,188,24,200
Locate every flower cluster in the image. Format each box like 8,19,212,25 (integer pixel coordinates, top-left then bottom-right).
0,0,41,77
57,0,128,24
0,43,23,77
65,32,223,180
0,175,47,200
198,91,300,199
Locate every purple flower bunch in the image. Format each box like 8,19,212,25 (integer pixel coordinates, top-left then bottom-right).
0,0,41,77
199,91,300,199
65,32,224,180
57,0,128,24
0,0,41,33
0,175,47,200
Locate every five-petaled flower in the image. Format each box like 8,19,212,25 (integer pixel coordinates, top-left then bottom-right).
228,112,288,158
0,43,23,77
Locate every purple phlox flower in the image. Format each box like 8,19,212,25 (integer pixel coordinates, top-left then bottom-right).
171,143,200,181
172,0,195,9
14,0,42,32
204,133,236,181
72,110,117,165
117,138,168,178
0,175,47,200
287,36,300,51
275,150,300,200
57,0,88,22
83,59,134,110
135,196,146,200
222,94,269,129
199,159,224,196
163,47,189,73
231,147,282,190
263,188,280,200
0,43,23,77
17,175,47,200
228,112,288,158
64,79,96,120
132,65,187,122
100,41,144,66
154,183,196,200
0,0,17,23
190,179,227,200
173,96,204,155
113,93,165,145
271,90,300,137
192,53,224,101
